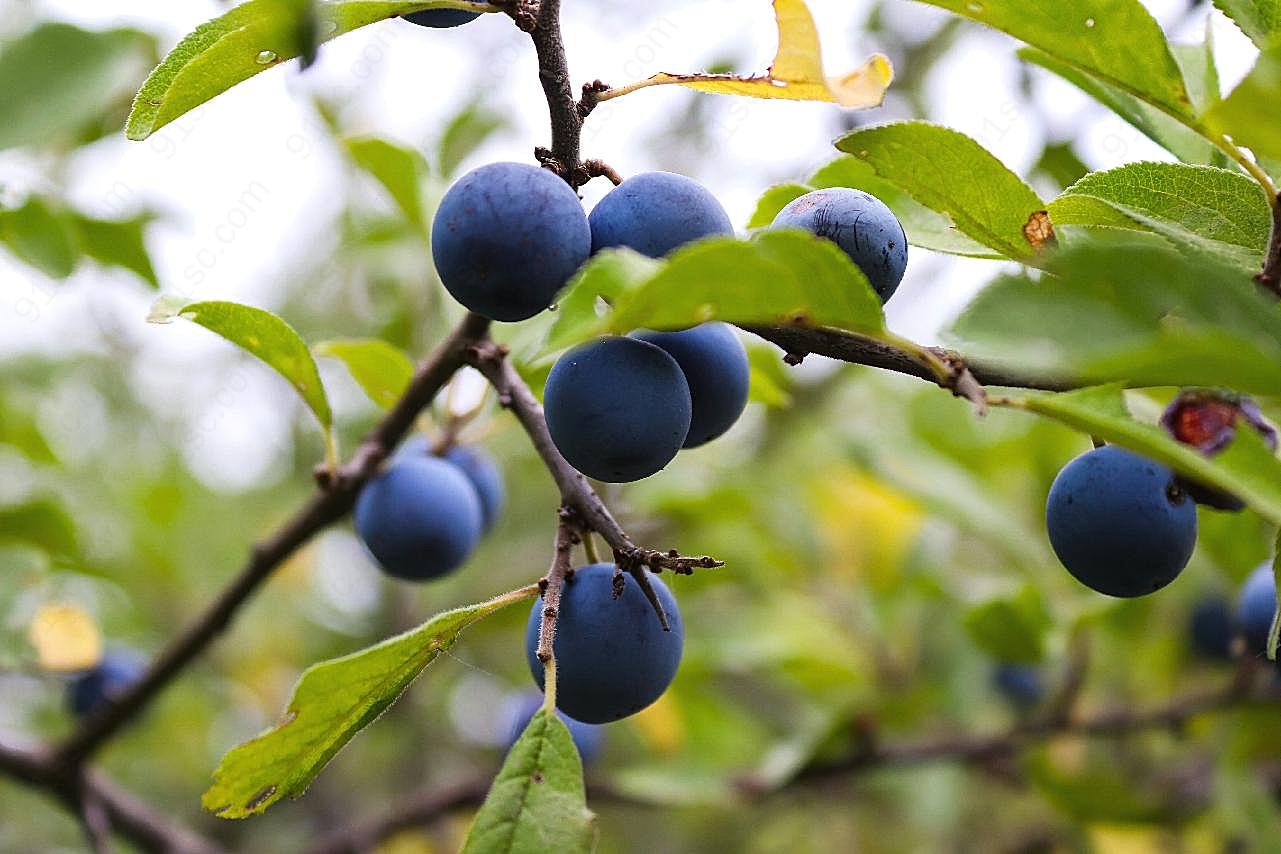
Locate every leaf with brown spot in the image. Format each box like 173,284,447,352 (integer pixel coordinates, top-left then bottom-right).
202,585,537,819
1023,211,1058,251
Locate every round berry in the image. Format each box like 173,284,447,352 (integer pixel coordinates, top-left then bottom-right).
589,172,732,258
1188,594,1235,660
544,336,692,482
632,323,749,448
402,9,481,28
770,188,908,302
525,563,684,724
1237,563,1278,655
431,162,591,321
67,651,146,719
354,455,483,581
1045,445,1198,598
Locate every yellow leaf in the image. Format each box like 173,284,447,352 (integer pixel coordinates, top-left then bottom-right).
628,693,684,755
600,0,892,108
29,603,102,672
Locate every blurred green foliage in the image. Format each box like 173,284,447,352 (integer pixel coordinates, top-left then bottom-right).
2,2,1281,852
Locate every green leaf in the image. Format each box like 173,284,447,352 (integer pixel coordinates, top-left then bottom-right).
0,24,155,150
1212,0,1281,50
949,235,1281,396
1206,46,1281,164
343,136,430,239
438,100,509,178
0,501,78,560
1018,48,1222,166
1048,162,1271,272
314,339,414,408
126,1,500,141
0,197,78,279
916,0,1194,119
997,385,1281,527
963,587,1048,664
147,298,332,430
203,585,536,819
547,232,887,353
71,214,159,288
746,343,794,408
810,156,1005,258
461,709,596,854
833,122,1046,260
0,398,57,464
747,184,811,229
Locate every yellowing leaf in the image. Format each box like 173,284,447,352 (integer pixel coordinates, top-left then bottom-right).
600,0,891,108
29,603,102,672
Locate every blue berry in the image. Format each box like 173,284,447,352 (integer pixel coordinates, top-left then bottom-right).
403,9,481,28
1238,563,1278,655
354,455,482,581
1188,594,1235,660
432,162,591,321
67,651,146,719
770,188,908,302
544,336,692,482
589,172,732,258
992,664,1045,709
1045,445,1197,598
525,563,684,724
632,322,749,448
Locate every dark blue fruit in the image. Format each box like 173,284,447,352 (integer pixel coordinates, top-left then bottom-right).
354,455,483,581
1045,445,1198,598
504,692,604,763
395,437,505,533
1188,594,1235,660
443,446,504,533
431,162,591,321
544,336,692,482
632,323,749,448
525,563,684,724
67,651,145,719
1237,563,1277,655
588,171,733,258
992,664,1044,710
770,188,908,302
403,9,481,28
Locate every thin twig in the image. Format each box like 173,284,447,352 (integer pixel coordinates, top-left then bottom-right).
79,785,114,854
309,673,1271,853
54,313,491,769
740,324,1082,392
464,339,723,631
537,509,579,664
1256,191,1281,298
527,0,584,184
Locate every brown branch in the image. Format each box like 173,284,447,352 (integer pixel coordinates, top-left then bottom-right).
53,312,491,769
527,0,585,185
741,324,1082,392
537,508,579,663
1256,191,1281,298
779,669,1261,791
309,673,1270,853
0,740,226,854
464,339,722,631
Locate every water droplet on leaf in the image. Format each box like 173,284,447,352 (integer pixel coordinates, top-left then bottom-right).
255,50,279,65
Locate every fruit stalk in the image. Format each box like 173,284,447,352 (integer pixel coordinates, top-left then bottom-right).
1257,191,1281,298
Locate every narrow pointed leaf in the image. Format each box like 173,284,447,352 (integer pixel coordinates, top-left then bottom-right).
1206,45,1281,163
148,298,332,430
343,136,430,238
1047,162,1271,272
1212,0,1281,50
314,338,414,408
834,122,1046,260
915,0,1194,120
461,709,596,854
203,586,537,819
126,1,500,140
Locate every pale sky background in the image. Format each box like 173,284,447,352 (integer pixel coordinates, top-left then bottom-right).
0,0,1262,492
